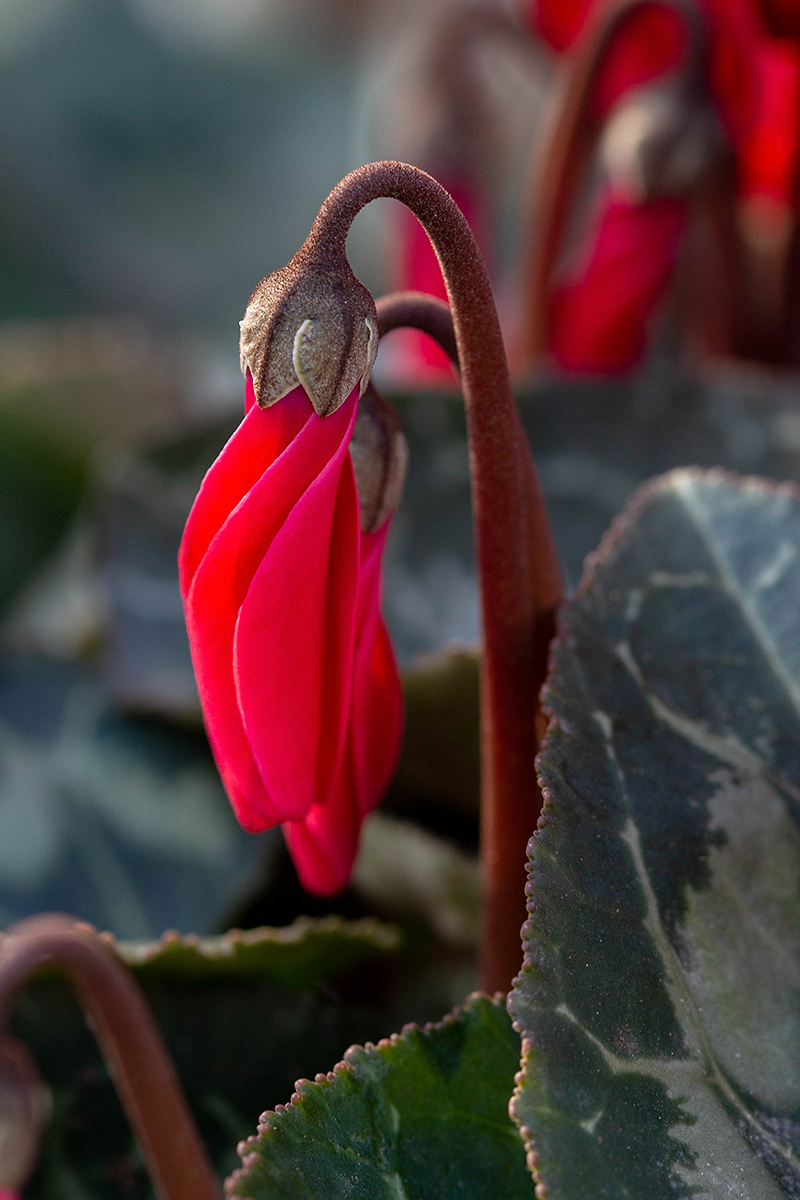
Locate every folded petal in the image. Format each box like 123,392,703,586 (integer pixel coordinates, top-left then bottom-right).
549,194,687,373
233,422,360,823
351,523,404,818
283,755,360,897
286,668,397,896
282,521,402,895
179,377,310,596
183,386,357,829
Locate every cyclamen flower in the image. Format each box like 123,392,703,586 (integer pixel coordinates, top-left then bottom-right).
179,157,561,988
180,260,404,895
525,0,698,372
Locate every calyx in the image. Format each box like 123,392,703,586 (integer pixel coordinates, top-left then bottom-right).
349,383,408,533
240,247,378,417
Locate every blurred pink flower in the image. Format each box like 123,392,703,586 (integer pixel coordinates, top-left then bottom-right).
548,194,687,373
526,0,800,370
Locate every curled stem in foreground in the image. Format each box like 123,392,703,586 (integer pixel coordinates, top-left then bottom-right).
0,915,220,1200
306,166,562,992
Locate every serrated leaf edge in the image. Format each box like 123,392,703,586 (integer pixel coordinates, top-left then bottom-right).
0,916,401,974
226,990,507,1200
116,915,401,966
578,466,800,602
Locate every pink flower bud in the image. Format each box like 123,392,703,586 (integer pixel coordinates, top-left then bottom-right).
179,371,403,894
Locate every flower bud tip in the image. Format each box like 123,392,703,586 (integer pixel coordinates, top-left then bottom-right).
240,249,378,417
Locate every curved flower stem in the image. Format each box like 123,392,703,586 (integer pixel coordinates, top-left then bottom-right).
518,0,706,369
0,914,220,1200
306,164,562,992
376,291,459,367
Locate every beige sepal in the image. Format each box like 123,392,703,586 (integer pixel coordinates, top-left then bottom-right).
349,383,409,534
600,83,721,204
239,249,379,417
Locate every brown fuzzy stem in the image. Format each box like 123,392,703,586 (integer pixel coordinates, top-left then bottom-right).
0,915,220,1200
308,163,562,992
376,291,460,367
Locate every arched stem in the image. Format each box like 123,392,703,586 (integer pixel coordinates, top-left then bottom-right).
306,164,562,991
376,291,459,367
0,915,220,1200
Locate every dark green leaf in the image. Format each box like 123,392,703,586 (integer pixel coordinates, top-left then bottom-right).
509,468,800,1199
0,412,86,615
353,813,479,946
0,655,277,938
97,415,238,721
17,915,404,1200
117,917,401,989
385,649,480,837
229,993,532,1200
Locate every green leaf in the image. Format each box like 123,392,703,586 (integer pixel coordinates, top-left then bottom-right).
117,917,401,990
354,813,480,946
509,468,800,1199
229,993,532,1200
0,411,86,615
0,656,277,938
17,915,404,1200
386,648,480,829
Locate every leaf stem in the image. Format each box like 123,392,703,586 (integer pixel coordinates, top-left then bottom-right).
306,165,563,992
0,914,220,1200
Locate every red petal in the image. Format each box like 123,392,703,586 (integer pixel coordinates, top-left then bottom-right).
351,523,403,817
549,195,687,373
183,387,357,830
179,383,310,597
527,0,592,51
283,756,360,896
590,6,686,119
233,420,360,823
282,520,403,896
738,40,800,205
285,520,403,896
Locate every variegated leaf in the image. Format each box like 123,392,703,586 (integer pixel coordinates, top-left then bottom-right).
510,469,800,1199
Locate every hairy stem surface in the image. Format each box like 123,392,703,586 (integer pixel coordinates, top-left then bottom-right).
307,165,562,991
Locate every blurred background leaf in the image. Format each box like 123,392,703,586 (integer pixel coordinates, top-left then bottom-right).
14,917,405,1200
0,653,280,937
